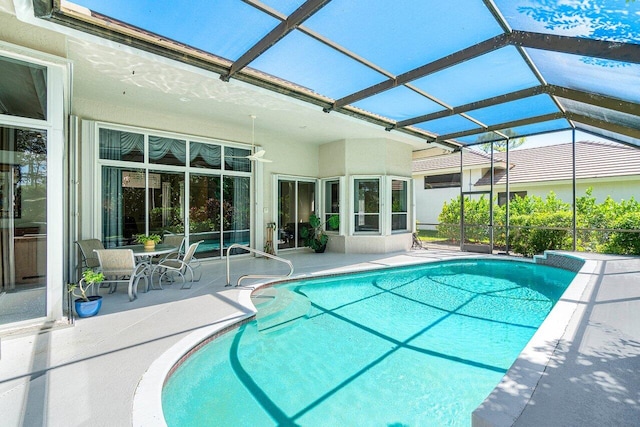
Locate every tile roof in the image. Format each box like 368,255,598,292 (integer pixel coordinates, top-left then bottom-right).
476,141,640,185
413,141,640,185
412,150,494,174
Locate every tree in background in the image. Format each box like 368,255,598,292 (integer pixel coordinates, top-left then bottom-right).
475,129,526,153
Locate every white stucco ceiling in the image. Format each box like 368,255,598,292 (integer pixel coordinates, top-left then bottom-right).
67,37,430,149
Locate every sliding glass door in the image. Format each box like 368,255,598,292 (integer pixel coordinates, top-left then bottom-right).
0,126,47,324
277,178,316,250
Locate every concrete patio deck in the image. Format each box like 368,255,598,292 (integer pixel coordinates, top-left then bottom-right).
0,249,638,426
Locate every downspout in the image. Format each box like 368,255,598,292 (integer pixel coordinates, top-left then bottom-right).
572,128,577,251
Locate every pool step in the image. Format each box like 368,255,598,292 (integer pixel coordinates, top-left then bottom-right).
251,288,311,334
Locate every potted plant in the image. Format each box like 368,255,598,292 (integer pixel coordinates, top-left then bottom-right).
68,270,105,318
300,214,339,253
136,233,162,249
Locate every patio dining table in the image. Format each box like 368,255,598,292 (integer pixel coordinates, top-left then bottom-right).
117,244,179,289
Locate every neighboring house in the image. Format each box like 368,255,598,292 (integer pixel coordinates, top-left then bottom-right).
413,141,640,227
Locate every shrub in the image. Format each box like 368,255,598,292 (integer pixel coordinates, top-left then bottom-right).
604,212,640,255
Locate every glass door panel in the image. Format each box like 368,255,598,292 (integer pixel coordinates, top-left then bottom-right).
277,179,316,249
223,176,250,256
102,167,146,247
148,170,185,237
278,180,295,250
189,174,221,258
297,181,315,247
0,126,47,325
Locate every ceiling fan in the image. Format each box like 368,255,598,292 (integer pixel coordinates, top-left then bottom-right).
243,115,272,163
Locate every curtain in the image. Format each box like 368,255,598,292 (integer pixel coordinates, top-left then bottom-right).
190,142,221,168
99,129,143,160
102,167,123,248
149,136,186,164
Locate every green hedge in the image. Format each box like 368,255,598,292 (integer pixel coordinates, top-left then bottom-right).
436,188,640,256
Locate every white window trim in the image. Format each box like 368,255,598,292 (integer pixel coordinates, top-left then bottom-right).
387,176,412,234
84,121,254,256
0,42,71,323
272,174,318,252
351,175,383,235
320,176,344,236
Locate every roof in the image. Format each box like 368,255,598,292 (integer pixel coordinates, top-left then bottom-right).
33,0,640,150
413,150,497,174
469,141,640,185
413,140,640,182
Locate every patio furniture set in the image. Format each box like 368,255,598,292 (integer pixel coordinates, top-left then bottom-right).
76,235,202,302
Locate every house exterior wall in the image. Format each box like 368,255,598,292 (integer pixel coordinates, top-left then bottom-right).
415,170,640,229
414,167,482,228
321,138,413,253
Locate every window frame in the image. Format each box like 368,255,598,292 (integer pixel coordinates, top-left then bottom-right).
351,175,383,235
91,121,253,258
321,176,344,235
388,176,411,234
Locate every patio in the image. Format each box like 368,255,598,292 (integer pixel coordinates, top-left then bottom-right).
0,249,638,426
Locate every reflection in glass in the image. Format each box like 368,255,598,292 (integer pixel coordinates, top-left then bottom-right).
0,55,47,120
149,136,186,166
102,167,145,247
278,180,295,250
0,126,47,324
354,179,380,233
223,176,250,256
189,174,221,258
297,182,315,247
391,179,408,231
190,142,221,169
224,147,251,172
99,128,144,162
148,171,185,237
277,180,317,249
324,180,340,232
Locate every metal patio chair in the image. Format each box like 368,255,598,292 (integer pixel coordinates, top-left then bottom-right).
151,240,203,289
76,238,104,271
94,248,148,301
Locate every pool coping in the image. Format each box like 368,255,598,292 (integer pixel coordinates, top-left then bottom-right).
132,253,589,426
472,252,596,426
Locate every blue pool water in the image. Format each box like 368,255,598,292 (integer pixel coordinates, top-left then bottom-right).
162,259,576,426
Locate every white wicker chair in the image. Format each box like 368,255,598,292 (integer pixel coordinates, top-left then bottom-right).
151,240,203,289
94,249,148,301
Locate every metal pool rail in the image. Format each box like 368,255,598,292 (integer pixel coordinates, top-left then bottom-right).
225,244,294,287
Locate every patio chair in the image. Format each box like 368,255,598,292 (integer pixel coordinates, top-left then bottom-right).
159,234,201,269
76,238,104,271
412,232,425,250
151,240,203,289
157,234,185,262
94,249,148,301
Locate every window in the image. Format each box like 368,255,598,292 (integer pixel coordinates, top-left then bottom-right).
391,179,409,231
424,173,461,189
354,178,380,233
98,125,251,257
498,191,527,206
323,179,340,232
0,55,47,120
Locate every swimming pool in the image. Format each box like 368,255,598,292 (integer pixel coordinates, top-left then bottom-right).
161,259,577,426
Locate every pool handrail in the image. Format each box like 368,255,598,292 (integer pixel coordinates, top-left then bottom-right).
225,243,294,287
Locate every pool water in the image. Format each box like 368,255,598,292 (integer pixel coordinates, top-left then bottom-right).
162,259,576,426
